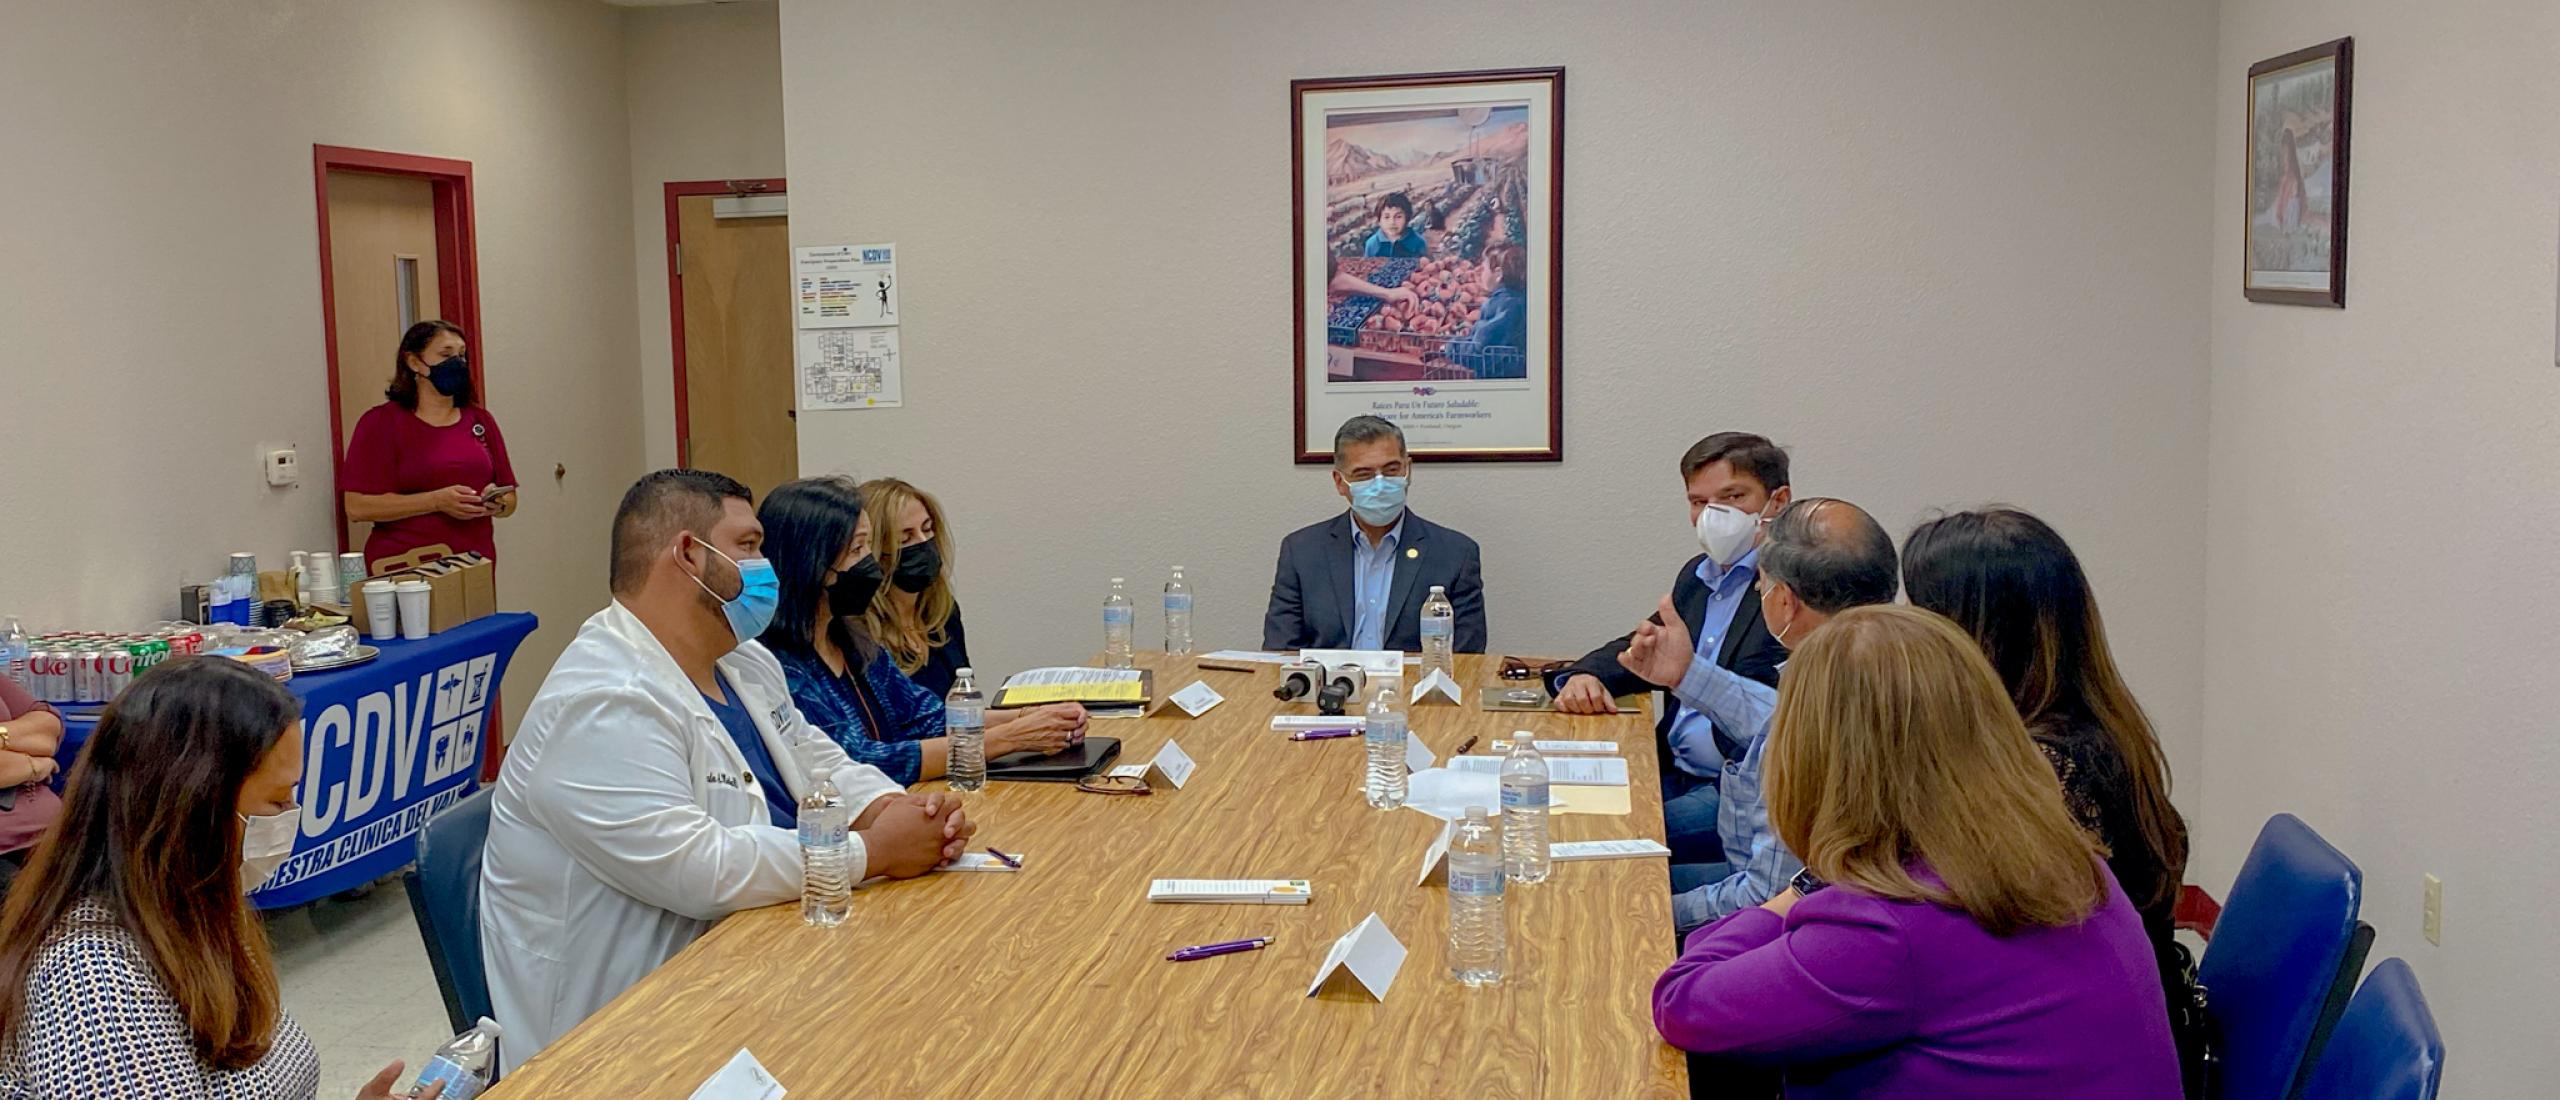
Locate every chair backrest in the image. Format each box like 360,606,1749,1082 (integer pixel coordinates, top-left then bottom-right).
402,787,494,1035
2198,813,2370,1100
2297,959,2446,1100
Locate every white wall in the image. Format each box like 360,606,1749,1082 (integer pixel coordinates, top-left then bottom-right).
2204,1,2560,1093
777,0,2219,791
0,0,647,720
623,0,788,472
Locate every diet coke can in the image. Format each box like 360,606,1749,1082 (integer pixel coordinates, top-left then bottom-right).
28,648,71,704
68,646,100,704
100,645,136,699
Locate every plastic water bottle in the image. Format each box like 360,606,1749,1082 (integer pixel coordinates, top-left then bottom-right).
1419,585,1454,682
1102,578,1135,668
798,762,851,927
946,668,987,792
410,1016,502,1100
1163,566,1193,656
0,618,27,691
1363,682,1408,809
1448,806,1506,986
1501,731,1552,885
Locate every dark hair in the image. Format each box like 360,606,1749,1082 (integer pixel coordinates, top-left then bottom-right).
1480,240,1527,294
756,476,877,659
386,320,472,410
610,469,752,596
1332,415,1407,469
1760,498,1898,613
1901,507,2189,907
1679,431,1790,491
0,657,300,1069
1375,192,1414,220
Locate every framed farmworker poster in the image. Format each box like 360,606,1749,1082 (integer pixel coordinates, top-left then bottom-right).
1293,67,1564,462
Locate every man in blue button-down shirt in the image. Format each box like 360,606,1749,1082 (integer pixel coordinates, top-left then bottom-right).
1264,416,1488,653
1617,497,1901,932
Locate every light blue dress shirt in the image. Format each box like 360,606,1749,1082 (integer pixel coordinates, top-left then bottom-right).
1667,652,1804,931
1350,513,1405,651
1662,548,1759,779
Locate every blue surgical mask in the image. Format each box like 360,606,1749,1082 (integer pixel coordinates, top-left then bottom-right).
688,539,779,648
1348,475,1409,527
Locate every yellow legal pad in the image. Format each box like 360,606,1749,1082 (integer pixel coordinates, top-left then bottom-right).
995,667,1153,708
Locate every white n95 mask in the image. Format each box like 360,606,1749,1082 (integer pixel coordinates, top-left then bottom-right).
1695,504,1764,568
239,807,298,893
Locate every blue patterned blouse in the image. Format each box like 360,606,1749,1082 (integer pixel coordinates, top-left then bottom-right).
770,641,946,786
0,899,322,1098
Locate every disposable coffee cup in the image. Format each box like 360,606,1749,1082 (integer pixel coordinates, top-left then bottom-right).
393,580,432,640
362,582,399,640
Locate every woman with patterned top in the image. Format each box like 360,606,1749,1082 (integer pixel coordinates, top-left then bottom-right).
0,657,438,1099
756,477,1086,785
1901,509,2194,1029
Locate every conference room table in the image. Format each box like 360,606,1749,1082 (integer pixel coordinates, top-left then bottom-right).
484,653,1689,1098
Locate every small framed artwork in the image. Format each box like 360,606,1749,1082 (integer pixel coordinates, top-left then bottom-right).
2244,37,2352,306
1292,67,1564,463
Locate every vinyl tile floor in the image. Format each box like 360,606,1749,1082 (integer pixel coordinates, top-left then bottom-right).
266,882,459,1099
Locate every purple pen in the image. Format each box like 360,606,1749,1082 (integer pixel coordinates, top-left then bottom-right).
1290,728,1360,741
1167,936,1275,962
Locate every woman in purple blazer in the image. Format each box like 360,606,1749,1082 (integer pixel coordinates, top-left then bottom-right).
1652,606,2180,1100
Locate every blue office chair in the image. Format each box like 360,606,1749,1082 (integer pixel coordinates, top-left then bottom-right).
2198,813,2374,1100
402,788,495,1035
2296,959,2445,1100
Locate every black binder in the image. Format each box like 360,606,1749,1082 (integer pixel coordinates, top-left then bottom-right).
985,736,1121,782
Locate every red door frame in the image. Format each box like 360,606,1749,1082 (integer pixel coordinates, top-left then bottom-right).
313,144,484,552
664,178,786,467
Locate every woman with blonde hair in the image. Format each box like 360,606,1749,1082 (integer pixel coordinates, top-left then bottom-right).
1651,605,2178,1099
857,477,971,697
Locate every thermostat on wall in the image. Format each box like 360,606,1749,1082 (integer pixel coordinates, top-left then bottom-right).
265,446,299,488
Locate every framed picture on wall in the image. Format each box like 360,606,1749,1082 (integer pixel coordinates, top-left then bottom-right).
2244,38,2352,307
1292,67,1564,462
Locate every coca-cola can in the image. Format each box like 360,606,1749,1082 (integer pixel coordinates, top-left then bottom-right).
28,648,71,704
100,646,136,699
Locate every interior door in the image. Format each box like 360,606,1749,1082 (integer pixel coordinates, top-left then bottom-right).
325,170,440,549
677,194,798,499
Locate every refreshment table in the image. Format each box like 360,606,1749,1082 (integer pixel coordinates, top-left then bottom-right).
56,612,538,909
485,652,1686,1097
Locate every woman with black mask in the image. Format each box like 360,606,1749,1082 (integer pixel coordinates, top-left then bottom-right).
339,320,520,571
758,477,1085,785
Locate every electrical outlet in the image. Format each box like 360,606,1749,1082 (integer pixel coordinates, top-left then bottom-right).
2422,874,2442,946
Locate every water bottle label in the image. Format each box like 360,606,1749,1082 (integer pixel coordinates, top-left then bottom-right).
1103,607,1133,626
1164,594,1193,612
1366,718,1406,745
413,1057,485,1100
797,818,848,847
1450,866,1504,897
1420,617,1452,638
1500,783,1550,812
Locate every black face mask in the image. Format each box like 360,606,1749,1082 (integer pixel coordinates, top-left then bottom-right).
427,355,472,397
890,538,943,594
828,556,885,617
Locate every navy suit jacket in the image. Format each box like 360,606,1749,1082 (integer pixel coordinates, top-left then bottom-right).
1553,553,1786,743
1263,510,1487,653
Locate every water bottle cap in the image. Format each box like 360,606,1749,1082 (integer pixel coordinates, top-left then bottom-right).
955,666,974,676
1111,577,1125,584
1173,564,1185,571
1429,585,1445,593
476,1016,503,1036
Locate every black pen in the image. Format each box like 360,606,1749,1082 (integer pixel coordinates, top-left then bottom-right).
1454,735,1480,756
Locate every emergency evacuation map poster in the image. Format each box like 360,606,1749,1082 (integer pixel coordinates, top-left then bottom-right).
794,243,902,409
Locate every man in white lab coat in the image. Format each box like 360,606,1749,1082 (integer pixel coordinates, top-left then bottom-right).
480,469,972,1072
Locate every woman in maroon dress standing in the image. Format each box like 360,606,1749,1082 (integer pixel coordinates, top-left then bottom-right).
339,320,520,571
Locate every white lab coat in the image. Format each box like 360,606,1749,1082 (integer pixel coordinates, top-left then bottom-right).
478,601,902,1072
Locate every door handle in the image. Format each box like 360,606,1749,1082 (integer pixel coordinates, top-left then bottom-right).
786,410,797,420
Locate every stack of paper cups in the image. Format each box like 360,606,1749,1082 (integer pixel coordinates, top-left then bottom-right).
361,581,399,640
306,552,339,608
337,552,367,606
393,581,432,640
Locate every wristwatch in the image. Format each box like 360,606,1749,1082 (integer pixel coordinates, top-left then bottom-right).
0,722,12,752
1789,867,1829,897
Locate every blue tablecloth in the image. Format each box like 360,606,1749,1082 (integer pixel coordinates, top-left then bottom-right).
58,613,538,909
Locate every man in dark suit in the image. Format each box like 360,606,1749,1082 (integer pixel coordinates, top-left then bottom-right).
1547,432,1792,865
1264,416,1487,653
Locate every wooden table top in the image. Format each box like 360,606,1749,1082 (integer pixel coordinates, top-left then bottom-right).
485,654,1688,1098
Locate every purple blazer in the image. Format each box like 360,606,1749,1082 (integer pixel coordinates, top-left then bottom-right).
1653,863,2179,1100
